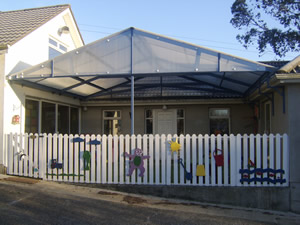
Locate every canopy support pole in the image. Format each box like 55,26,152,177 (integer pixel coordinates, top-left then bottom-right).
130,28,134,135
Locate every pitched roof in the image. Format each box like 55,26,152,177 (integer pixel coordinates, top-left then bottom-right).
0,4,70,46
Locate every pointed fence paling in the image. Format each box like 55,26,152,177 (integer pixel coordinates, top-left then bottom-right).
5,133,289,187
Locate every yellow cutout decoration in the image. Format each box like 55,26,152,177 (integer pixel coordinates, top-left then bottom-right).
196,165,205,176
169,138,181,153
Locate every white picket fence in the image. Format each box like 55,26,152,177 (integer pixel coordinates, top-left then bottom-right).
5,133,289,187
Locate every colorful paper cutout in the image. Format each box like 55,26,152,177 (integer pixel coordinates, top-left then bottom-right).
213,149,224,166
179,158,192,181
83,151,91,170
239,168,286,184
88,139,101,145
196,165,205,176
72,137,85,143
51,159,63,169
169,138,181,153
125,148,150,177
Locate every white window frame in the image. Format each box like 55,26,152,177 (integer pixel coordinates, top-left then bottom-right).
48,36,68,59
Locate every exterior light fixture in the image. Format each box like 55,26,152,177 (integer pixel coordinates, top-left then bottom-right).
58,26,70,35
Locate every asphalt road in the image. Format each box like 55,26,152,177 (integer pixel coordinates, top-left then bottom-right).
0,176,298,225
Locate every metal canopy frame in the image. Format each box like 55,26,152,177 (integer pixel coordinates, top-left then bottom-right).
7,27,276,134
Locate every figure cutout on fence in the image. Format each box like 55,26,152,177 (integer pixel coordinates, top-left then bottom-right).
125,148,150,177
169,138,181,153
83,151,91,170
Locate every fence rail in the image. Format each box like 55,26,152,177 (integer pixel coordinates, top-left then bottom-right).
5,133,289,187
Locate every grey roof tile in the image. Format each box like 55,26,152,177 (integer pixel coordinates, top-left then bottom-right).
0,5,70,46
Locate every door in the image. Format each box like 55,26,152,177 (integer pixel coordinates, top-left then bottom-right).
154,109,176,135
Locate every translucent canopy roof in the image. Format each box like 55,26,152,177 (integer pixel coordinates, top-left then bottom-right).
8,27,276,100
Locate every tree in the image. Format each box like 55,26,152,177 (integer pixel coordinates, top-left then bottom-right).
230,0,300,57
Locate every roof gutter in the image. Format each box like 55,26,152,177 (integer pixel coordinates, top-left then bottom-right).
278,55,300,73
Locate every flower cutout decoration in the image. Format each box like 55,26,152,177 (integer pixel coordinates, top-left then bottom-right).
169,138,181,153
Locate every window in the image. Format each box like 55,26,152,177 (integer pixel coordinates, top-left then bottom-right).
264,102,271,134
145,109,185,135
209,108,230,135
145,109,153,134
25,99,39,133
48,38,67,59
70,107,79,134
103,110,121,135
42,102,56,134
25,99,79,134
177,109,185,135
58,105,69,134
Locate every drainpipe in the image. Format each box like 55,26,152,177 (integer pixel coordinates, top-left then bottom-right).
130,28,134,135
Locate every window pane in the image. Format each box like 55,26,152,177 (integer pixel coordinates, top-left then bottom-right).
59,44,67,52
104,111,120,118
210,118,229,135
49,47,62,59
177,109,184,118
70,108,79,134
104,119,120,135
177,119,184,135
210,109,229,117
58,105,69,134
25,99,39,133
146,119,153,134
146,109,152,118
49,38,57,46
42,102,55,134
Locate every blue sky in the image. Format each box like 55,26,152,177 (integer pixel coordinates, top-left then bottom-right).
1,0,298,62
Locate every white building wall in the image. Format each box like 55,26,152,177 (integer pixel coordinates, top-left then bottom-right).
0,9,83,167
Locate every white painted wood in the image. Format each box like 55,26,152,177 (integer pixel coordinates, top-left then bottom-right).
38,134,45,179
269,134,275,187
13,134,18,175
282,134,289,186
85,135,91,184
179,134,185,185
113,135,119,184
243,134,249,187
149,135,154,185
230,134,236,186
24,133,29,177
249,134,255,186
198,134,204,186
68,134,74,182
63,134,68,182
101,135,107,184
33,134,39,179
96,135,101,184
173,135,179,185
155,134,160,185
256,134,262,187
210,135,216,186
166,134,172,185
131,135,136,184
192,134,197,185
223,135,229,186
204,134,210,185
107,135,113,184
58,134,63,182
262,134,268,187
137,135,142,184
51,134,57,181
161,134,166,185
90,134,96,183
18,134,23,176
275,134,281,187
216,135,222,185
7,133,13,175
119,135,124,184
236,134,242,186
185,134,191,185
47,134,52,180
74,135,79,183
125,135,130,184
80,134,85,183
143,135,149,185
